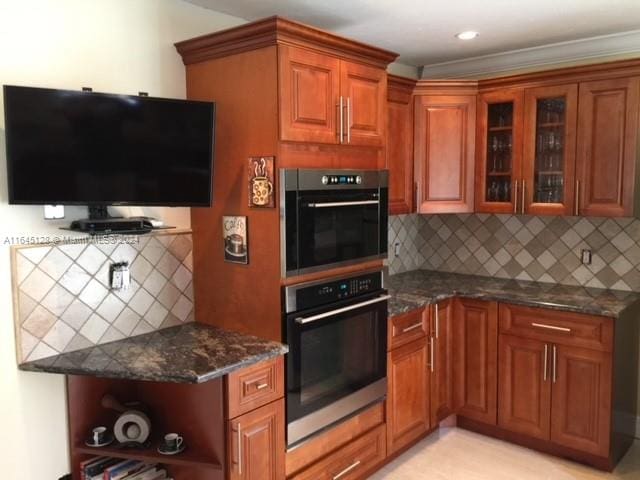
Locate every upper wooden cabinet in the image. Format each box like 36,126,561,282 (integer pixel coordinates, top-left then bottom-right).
414,94,476,213
576,77,640,217
279,46,387,146
386,75,416,214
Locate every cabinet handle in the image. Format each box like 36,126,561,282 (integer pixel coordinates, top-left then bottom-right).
338,96,344,143
575,180,580,216
402,322,423,333
531,322,571,333
333,460,361,480
513,180,518,213
543,344,548,382
434,304,439,339
521,180,526,214
236,422,242,474
430,336,435,373
552,345,557,383
255,382,269,390
346,97,351,144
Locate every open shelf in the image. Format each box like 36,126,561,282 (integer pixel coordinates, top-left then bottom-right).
536,171,564,175
488,125,513,132
537,122,564,128
75,442,222,470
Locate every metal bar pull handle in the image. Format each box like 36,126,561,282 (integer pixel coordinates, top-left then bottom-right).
575,180,580,216
295,294,391,324
434,303,439,339
521,179,526,214
333,460,361,480
236,422,242,474
346,97,351,144
255,382,269,390
306,200,380,208
513,180,518,213
531,322,571,333
543,344,548,381
430,336,435,373
402,322,423,333
552,345,557,383
338,96,344,143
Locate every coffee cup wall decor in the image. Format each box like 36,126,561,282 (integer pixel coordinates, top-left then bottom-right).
222,215,248,264
248,156,275,208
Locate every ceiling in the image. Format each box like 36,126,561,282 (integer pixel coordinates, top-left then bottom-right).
186,0,640,68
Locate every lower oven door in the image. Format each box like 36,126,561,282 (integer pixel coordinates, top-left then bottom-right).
286,293,388,447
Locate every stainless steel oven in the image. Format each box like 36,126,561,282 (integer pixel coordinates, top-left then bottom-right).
284,270,388,448
280,169,388,277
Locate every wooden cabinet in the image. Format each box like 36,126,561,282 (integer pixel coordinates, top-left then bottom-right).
279,45,387,146
414,94,476,213
228,399,285,480
576,77,640,217
498,334,551,440
227,357,284,419
550,344,612,456
430,300,454,426
386,336,429,454
475,89,524,214
388,307,427,350
453,298,498,425
386,75,416,214
522,84,578,215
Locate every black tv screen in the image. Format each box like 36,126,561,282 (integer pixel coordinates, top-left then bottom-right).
3,85,215,206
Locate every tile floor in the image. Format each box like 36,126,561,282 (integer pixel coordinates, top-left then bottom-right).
371,428,640,479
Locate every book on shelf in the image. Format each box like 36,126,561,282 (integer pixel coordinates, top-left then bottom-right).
78,456,170,480
81,457,121,480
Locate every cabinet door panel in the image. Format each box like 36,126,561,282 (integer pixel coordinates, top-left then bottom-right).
387,77,415,214
414,95,476,213
498,335,551,440
341,61,386,146
475,89,524,214
228,399,285,480
387,338,429,454
279,45,340,144
431,300,454,425
453,298,498,425
550,345,611,457
576,77,640,217
522,84,578,216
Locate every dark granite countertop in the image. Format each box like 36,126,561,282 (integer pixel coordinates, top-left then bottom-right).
387,270,640,318
19,323,288,384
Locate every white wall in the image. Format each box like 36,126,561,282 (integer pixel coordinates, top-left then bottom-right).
0,1,244,478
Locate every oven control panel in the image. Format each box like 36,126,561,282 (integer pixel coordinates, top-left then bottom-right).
291,271,384,312
321,174,362,186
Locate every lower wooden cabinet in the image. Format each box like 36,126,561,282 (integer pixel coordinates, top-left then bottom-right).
453,298,498,425
386,336,430,454
290,424,386,480
550,344,612,456
430,300,454,425
228,399,285,480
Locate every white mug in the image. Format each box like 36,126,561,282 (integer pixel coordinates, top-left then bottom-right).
92,426,107,445
164,432,183,451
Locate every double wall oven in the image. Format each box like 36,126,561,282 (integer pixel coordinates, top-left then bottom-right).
280,168,390,448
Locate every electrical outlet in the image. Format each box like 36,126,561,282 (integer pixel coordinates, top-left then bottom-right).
109,262,131,290
581,249,592,265
394,242,401,257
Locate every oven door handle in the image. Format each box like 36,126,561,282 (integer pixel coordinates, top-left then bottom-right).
295,294,391,325
305,200,379,208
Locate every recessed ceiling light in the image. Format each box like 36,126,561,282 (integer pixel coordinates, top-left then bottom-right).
456,31,479,40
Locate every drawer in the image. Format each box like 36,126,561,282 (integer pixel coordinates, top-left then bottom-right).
290,424,386,480
388,308,428,350
226,356,284,419
499,303,613,352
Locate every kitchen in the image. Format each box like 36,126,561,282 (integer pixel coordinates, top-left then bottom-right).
2,1,640,479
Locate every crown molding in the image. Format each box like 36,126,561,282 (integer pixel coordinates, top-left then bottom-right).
420,30,640,79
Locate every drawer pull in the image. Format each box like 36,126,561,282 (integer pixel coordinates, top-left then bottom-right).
401,322,423,333
255,382,269,390
333,460,361,480
531,322,571,333
543,344,548,382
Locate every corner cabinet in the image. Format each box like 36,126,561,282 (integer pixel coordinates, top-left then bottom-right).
414,94,476,213
386,75,417,214
279,44,387,147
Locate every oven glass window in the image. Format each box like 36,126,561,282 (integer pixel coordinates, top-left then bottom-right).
297,190,380,270
287,300,386,423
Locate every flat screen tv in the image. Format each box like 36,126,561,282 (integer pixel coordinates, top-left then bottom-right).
3,85,215,206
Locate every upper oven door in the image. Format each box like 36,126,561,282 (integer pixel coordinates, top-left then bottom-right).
286,292,389,426
296,188,386,273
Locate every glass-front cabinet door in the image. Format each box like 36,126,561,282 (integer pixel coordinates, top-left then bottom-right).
522,84,578,215
476,90,523,213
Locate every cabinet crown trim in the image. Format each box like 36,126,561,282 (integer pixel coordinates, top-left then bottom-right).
175,15,398,67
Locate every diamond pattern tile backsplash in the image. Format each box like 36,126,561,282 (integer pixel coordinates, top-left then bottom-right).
12,232,194,363
388,214,640,292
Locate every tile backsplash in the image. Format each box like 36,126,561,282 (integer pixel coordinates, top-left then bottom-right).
12,232,194,363
388,213,640,292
